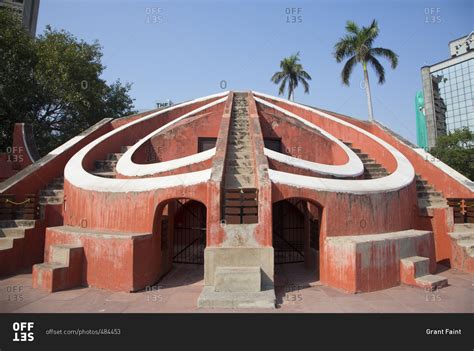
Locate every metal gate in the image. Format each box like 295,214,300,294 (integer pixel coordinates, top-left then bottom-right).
173,200,206,264
272,200,305,264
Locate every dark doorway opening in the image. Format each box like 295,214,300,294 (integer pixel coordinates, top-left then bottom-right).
264,138,282,152
272,198,322,306
172,199,206,264
272,199,320,265
198,137,217,152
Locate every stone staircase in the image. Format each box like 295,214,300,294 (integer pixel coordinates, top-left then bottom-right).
38,177,64,220
38,177,64,206
400,256,448,290
223,93,258,224
91,145,131,178
0,219,41,276
33,244,84,292
415,174,448,213
0,219,35,252
342,141,389,179
448,223,474,273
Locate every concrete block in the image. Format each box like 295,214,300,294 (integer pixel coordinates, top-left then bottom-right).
215,266,261,293
204,247,274,289
198,286,275,309
400,256,430,282
415,275,448,290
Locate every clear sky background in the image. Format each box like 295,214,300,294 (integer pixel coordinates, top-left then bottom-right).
36,0,473,143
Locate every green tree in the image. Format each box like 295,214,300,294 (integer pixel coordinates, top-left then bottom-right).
0,8,38,152
334,20,398,122
430,128,474,180
0,8,136,155
271,52,312,101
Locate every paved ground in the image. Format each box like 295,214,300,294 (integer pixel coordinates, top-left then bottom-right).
0,264,472,313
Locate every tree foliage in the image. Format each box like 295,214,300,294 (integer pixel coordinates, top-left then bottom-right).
430,128,474,180
271,52,312,101
333,20,398,86
0,8,136,155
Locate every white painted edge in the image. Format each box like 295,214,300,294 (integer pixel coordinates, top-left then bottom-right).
253,91,415,194
412,148,474,191
20,123,35,162
118,148,216,177
116,97,226,176
64,91,228,192
255,97,364,177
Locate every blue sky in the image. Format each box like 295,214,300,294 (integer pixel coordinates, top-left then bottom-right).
36,0,473,143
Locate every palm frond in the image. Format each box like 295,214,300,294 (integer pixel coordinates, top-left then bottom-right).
271,71,286,84
278,76,287,96
370,47,398,69
367,56,385,84
341,55,357,86
345,21,360,34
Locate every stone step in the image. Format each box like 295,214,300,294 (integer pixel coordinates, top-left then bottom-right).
33,244,84,292
39,189,64,197
0,219,35,228
229,140,251,146
364,171,387,178
0,238,16,250
417,190,442,198
364,163,382,169
400,256,430,278
226,159,253,167
227,152,252,159
225,174,254,188
417,198,448,208
457,239,474,257
39,196,63,204
416,184,434,191
364,168,387,174
107,153,124,161
227,144,251,151
415,275,448,290
215,266,261,293
46,183,64,190
0,227,27,238
94,159,117,172
198,286,275,308
225,165,254,173
452,223,474,233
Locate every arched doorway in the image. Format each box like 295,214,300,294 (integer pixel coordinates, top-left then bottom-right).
155,198,207,287
272,198,322,304
172,199,206,264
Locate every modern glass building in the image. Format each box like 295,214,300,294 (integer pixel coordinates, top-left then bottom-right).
0,0,40,36
420,33,474,148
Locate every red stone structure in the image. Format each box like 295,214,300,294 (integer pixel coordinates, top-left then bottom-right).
1,91,473,308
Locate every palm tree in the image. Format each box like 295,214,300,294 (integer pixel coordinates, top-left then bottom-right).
334,20,398,121
271,52,312,101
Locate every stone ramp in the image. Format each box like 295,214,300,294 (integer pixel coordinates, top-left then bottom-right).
224,93,255,189
222,93,259,225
